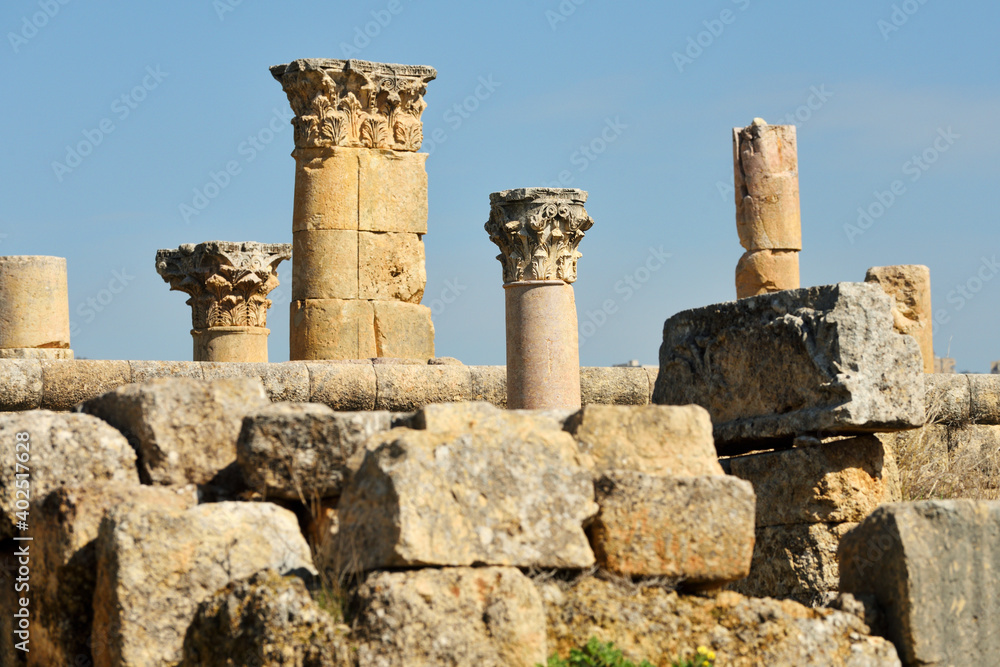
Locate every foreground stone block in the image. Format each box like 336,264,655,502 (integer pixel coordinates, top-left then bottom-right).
839,500,1000,667
542,576,899,666
40,360,131,411
33,484,196,667
237,402,393,500
567,404,721,477
359,232,426,302
330,420,597,572
180,569,350,667
724,435,900,527
372,301,435,360
92,501,316,667
590,472,754,584
653,283,925,450
0,411,137,539
355,567,546,667
81,377,270,486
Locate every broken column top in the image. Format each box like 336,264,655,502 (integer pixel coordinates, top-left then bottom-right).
485,188,594,284
269,58,437,152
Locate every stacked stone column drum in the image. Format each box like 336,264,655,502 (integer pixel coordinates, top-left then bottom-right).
486,188,593,410
864,264,934,373
0,256,73,359
270,59,436,361
155,241,291,362
733,118,802,298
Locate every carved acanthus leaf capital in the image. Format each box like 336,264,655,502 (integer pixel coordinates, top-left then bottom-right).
156,241,292,329
485,188,593,284
270,58,437,152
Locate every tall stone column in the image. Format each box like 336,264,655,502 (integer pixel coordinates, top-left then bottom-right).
865,265,934,373
270,58,436,360
733,118,801,298
486,188,594,410
156,241,291,362
0,256,73,359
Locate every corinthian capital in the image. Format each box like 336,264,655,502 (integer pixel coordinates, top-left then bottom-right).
155,241,292,329
270,58,437,152
485,188,594,284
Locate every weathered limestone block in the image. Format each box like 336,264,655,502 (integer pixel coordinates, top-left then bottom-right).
237,402,394,500
179,569,350,667
32,484,196,667
0,359,42,411
566,404,721,477
40,359,131,411
839,501,1000,667
359,232,426,302
865,265,934,373
0,411,137,539
579,366,649,406
201,361,309,403
0,347,72,359
924,372,971,422
542,576,900,666
372,300,435,359
128,360,204,383
292,147,360,232
413,401,570,434
970,373,1000,424
290,299,377,360
469,365,507,407
291,229,359,300
653,283,925,450
725,435,900,527
0,255,71,351
733,120,802,252
735,249,800,297
80,377,270,486
358,150,429,233
373,363,471,411
329,421,597,572
307,361,378,410
92,501,316,667
355,567,546,667
728,522,855,606
590,472,755,584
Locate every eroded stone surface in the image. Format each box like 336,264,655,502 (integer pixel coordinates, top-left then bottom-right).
359,232,426,302
865,265,933,373
0,255,71,350
0,359,42,411
373,301,434,360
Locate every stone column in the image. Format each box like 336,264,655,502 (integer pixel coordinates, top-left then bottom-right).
156,241,291,362
486,188,594,410
865,265,934,373
733,118,801,298
270,58,437,361
0,256,73,359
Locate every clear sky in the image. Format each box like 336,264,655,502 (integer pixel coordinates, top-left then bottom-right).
2,1,998,370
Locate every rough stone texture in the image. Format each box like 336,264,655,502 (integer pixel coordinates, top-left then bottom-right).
80,377,270,486
329,419,597,572
724,435,900,527
92,501,316,667
292,229,359,300
0,359,42,411
542,576,900,666
372,300,435,360
129,360,204,383
590,472,755,584
735,248,800,298
566,404,721,477
0,411,137,539
359,232,426,302
729,522,855,606
40,360,131,411
865,264,934,373
733,121,801,252
0,347,73,359
644,366,658,402
32,483,196,667
290,298,377,360
579,366,649,406
308,361,378,410
201,361,309,403
839,500,1000,667
179,569,350,667
469,365,507,407
412,401,570,434
292,147,360,232
924,372,971,422
237,402,393,500
653,282,925,450
193,326,270,365
355,567,546,667
0,255,71,350
373,363,471,411
358,150,429,233
969,373,1000,424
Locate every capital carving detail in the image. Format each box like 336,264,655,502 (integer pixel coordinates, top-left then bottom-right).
485,188,593,284
156,241,292,330
270,58,436,152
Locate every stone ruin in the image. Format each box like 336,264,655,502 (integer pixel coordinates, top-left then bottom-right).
0,58,997,667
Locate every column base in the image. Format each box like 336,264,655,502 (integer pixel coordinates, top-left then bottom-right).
192,327,269,362
0,348,74,360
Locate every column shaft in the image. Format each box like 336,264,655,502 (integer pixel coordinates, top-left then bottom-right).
0,255,73,359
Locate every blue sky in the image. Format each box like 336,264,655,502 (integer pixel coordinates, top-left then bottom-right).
2,0,998,370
